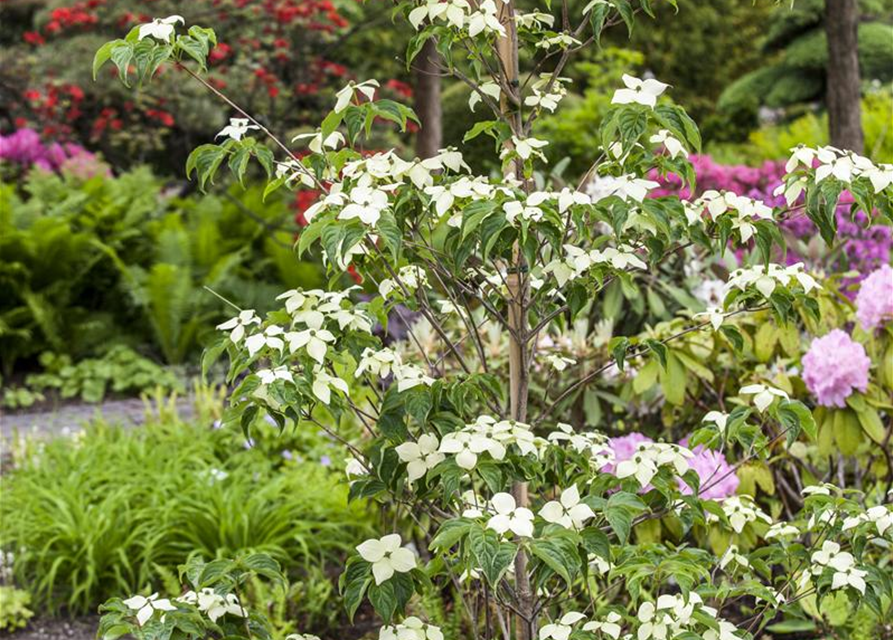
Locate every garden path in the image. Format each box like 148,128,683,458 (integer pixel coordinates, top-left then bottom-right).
0,395,195,443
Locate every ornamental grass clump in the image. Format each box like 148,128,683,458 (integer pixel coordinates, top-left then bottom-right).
89,3,893,640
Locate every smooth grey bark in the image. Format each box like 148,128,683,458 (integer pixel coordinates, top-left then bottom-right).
414,39,442,159
825,0,864,153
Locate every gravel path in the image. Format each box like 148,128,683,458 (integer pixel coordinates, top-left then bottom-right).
0,396,195,442
6,617,100,640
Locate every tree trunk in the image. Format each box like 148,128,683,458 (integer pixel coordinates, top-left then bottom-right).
414,39,442,159
494,2,535,638
825,0,864,153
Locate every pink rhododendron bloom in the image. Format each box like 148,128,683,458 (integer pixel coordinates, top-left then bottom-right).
677,439,738,500
802,330,870,408
599,432,653,475
855,264,893,330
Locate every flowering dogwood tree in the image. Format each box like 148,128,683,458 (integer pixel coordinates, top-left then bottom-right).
93,2,893,640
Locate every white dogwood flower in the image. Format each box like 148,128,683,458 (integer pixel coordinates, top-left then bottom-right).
122,593,177,626
356,348,401,378
694,306,726,331
539,612,587,640
502,136,549,161
216,309,260,343
582,612,623,639
216,117,260,141
487,492,535,538
611,74,669,108
394,363,436,392
703,620,744,640
650,129,687,158
739,383,789,413
721,496,772,533
439,430,505,470
396,434,444,482
285,328,336,364
356,534,417,585
702,410,730,435
334,79,380,113
138,15,183,41
765,522,800,540
615,450,658,487
379,617,444,640
831,566,867,594
245,325,285,357
311,367,349,405
467,0,505,37
539,485,595,530
544,354,576,372
257,366,293,385
292,130,345,153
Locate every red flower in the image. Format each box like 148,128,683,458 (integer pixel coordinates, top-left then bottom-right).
23,32,45,45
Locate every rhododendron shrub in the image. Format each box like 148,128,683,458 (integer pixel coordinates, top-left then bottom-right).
92,3,893,640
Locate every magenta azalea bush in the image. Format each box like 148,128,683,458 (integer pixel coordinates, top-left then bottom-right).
0,128,108,178
650,154,892,294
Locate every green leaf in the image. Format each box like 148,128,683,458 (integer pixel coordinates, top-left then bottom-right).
777,400,817,442
609,336,631,371
340,559,371,622
176,36,209,69
855,406,886,444
376,211,402,259
186,144,229,190
644,339,668,369
463,120,498,143
659,353,687,406
719,325,744,352
468,526,516,586
611,0,635,36
242,553,285,584
109,41,135,86
605,505,632,543
430,518,472,550
589,4,611,48
632,359,660,394
530,535,580,584
93,41,116,80
367,580,398,622
833,408,863,456
461,200,497,240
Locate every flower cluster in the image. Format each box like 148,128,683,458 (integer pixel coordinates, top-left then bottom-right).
598,435,694,488
801,329,871,407
0,128,107,177
439,415,543,470
177,589,246,623
855,264,893,330
724,262,820,299
408,0,505,37
379,617,444,640
544,244,647,287
809,541,868,595
634,594,743,640
683,189,774,243
716,495,772,533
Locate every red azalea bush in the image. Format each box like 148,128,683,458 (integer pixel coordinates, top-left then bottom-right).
0,0,411,174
